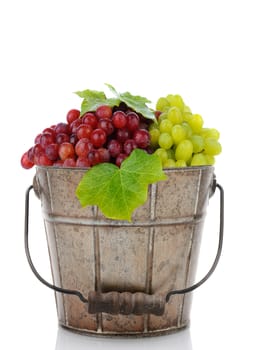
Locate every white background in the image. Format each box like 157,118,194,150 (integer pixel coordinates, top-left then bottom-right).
1,0,263,349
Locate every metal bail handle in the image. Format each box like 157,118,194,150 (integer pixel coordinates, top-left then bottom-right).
24,185,89,304
166,182,224,302
24,180,224,316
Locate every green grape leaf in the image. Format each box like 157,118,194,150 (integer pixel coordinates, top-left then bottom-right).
105,83,156,121
80,97,120,116
104,83,118,96
75,89,106,115
75,149,167,221
120,91,156,120
75,88,120,115
75,84,156,121
75,89,106,100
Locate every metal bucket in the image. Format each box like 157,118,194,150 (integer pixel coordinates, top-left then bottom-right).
24,166,224,337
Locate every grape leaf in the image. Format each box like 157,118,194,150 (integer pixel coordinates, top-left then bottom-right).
75,149,167,221
80,97,120,116
75,88,120,116
119,91,155,120
105,83,156,121
75,89,106,100
75,84,156,121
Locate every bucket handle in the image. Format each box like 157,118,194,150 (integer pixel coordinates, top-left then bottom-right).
24,181,224,316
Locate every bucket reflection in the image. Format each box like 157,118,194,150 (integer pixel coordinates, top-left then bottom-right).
55,326,193,350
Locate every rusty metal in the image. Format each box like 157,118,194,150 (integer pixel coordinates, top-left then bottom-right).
24,166,224,336
87,291,166,316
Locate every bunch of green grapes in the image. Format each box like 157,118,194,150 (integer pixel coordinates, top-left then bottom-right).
150,94,222,168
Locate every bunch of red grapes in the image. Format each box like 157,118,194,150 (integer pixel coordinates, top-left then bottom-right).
21,103,151,169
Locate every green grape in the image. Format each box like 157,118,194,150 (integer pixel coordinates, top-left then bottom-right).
159,119,173,133
182,122,193,138
166,94,185,111
149,122,159,131
163,159,177,168
204,153,215,165
158,112,168,123
182,112,192,122
154,148,168,164
149,128,160,147
156,97,170,112
204,138,222,155
154,93,222,167
188,114,204,133
175,160,187,167
201,128,220,140
175,140,193,161
158,133,173,150
166,148,175,159
183,105,192,113
190,153,207,166
171,125,186,144
167,106,183,124
200,128,209,136
189,135,204,153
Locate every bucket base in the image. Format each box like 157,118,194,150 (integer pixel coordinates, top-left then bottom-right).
59,321,190,338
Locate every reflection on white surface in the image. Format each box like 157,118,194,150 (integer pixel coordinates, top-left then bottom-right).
55,326,193,350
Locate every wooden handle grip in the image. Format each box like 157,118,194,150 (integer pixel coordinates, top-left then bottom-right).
88,291,165,316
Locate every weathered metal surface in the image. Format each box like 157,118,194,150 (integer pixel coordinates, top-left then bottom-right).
34,166,214,336
88,291,165,315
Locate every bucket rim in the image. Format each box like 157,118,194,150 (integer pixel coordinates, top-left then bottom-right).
35,164,214,172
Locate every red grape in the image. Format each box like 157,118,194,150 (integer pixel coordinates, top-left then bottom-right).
123,139,137,155
70,118,82,133
76,124,93,140
33,143,45,158
63,158,76,167
82,112,98,128
116,128,130,143
97,148,111,163
56,133,70,144
76,157,91,168
21,102,154,170
115,153,128,167
69,133,78,145
42,127,56,138
75,138,93,158
90,129,107,147
155,110,162,119
126,112,140,131
21,152,34,169
36,154,53,166
97,118,114,135
45,143,59,161
58,142,75,161
34,133,42,144
87,149,101,166
107,139,122,158
55,122,70,135
96,105,112,119
133,129,150,148
112,111,127,129
66,109,80,124
27,147,35,163
40,133,55,148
